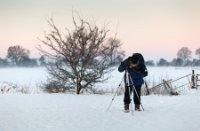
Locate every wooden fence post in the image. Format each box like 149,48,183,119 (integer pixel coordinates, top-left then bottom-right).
163,79,178,95
196,74,200,89
191,70,196,89
144,81,150,95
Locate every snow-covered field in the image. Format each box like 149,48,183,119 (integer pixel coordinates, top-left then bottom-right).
0,91,200,131
0,66,199,92
0,68,47,88
0,67,200,131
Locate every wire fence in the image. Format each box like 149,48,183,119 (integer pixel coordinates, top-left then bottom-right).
142,70,199,95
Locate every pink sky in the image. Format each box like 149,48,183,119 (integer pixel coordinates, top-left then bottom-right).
0,0,200,61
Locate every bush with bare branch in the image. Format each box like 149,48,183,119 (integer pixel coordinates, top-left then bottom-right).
38,16,125,94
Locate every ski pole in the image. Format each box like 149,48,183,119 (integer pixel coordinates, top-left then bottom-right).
106,74,124,111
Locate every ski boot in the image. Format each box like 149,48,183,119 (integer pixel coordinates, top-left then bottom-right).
135,104,141,111
124,104,130,113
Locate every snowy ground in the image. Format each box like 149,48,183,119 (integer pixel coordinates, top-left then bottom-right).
0,90,200,131
0,67,47,89
0,67,200,131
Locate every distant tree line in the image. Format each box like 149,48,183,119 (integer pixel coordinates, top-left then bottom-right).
145,47,200,66
0,45,47,67
0,45,199,67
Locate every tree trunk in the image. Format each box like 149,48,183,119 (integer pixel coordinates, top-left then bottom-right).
76,86,82,94
76,81,82,94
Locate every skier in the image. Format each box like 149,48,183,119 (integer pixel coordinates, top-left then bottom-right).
118,53,148,112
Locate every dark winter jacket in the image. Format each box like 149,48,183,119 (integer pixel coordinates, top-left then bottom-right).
118,54,148,87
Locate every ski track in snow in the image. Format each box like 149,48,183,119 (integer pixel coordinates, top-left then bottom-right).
0,91,200,131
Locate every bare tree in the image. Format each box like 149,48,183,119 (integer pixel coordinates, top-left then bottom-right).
195,48,200,59
177,47,192,65
38,17,125,94
157,58,169,66
0,58,8,67
39,55,47,66
145,60,155,66
7,45,30,66
171,58,184,66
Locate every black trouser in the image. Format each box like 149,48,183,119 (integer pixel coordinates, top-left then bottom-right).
124,85,141,105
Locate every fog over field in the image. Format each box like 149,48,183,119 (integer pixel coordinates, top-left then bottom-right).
0,66,199,90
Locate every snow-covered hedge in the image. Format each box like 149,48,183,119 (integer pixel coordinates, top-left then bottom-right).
0,82,41,94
